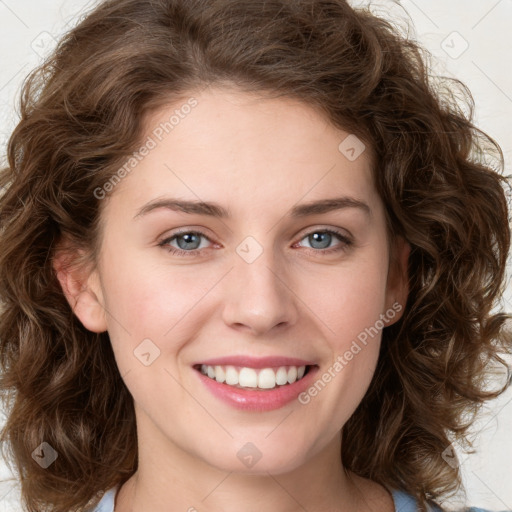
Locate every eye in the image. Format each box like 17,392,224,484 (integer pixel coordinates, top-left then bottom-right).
158,230,212,256
158,228,353,257
294,229,353,255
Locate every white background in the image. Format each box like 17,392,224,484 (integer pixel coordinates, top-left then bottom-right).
0,0,511,510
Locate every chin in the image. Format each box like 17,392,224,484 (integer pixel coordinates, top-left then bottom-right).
199,442,310,476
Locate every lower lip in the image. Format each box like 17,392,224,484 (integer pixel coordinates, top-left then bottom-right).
194,366,319,411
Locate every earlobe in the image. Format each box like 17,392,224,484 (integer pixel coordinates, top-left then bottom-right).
53,248,108,333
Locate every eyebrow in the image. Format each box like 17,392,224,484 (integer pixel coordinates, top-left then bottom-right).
133,196,372,220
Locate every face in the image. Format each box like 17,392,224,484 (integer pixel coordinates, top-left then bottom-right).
56,86,409,475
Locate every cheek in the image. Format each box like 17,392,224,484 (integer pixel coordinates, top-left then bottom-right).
300,262,388,435
304,251,389,348
99,249,218,356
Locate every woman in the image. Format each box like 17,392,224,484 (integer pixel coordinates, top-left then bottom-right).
0,1,510,511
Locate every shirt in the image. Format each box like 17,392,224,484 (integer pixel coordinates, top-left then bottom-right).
88,484,505,512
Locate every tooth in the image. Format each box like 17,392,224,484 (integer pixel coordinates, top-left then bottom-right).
214,365,225,383
258,368,277,389
201,364,307,388
239,367,258,388
225,365,239,385
275,367,288,385
287,366,298,384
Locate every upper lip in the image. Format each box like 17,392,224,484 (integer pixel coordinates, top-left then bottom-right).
194,355,317,369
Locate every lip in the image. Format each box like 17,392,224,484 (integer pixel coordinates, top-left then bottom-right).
193,355,316,369
193,363,320,412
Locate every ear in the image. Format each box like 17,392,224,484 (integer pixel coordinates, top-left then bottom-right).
52,242,108,333
384,234,410,324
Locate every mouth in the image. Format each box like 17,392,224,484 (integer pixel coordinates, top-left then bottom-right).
192,363,316,390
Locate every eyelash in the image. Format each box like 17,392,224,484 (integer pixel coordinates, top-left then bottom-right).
158,228,353,257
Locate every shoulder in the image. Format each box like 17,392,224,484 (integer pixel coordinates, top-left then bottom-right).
465,509,511,512
85,486,118,512
389,488,443,511
388,488,508,512
457,507,510,512
86,485,509,512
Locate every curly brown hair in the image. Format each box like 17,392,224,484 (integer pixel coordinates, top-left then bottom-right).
0,1,511,511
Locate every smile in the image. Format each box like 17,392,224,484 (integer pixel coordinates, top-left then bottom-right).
196,364,310,389
192,362,320,411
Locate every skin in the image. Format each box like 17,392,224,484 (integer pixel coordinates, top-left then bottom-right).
54,86,410,512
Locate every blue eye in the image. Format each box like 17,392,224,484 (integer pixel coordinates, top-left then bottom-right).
158,228,353,257
158,230,211,257
300,230,351,251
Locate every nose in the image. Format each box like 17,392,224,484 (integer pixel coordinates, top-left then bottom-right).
221,247,299,336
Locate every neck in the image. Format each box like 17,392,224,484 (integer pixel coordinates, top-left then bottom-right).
114,444,370,512
113,407,394,512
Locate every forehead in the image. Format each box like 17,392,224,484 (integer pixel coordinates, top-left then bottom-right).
106,87,379,219
141,86,373,162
